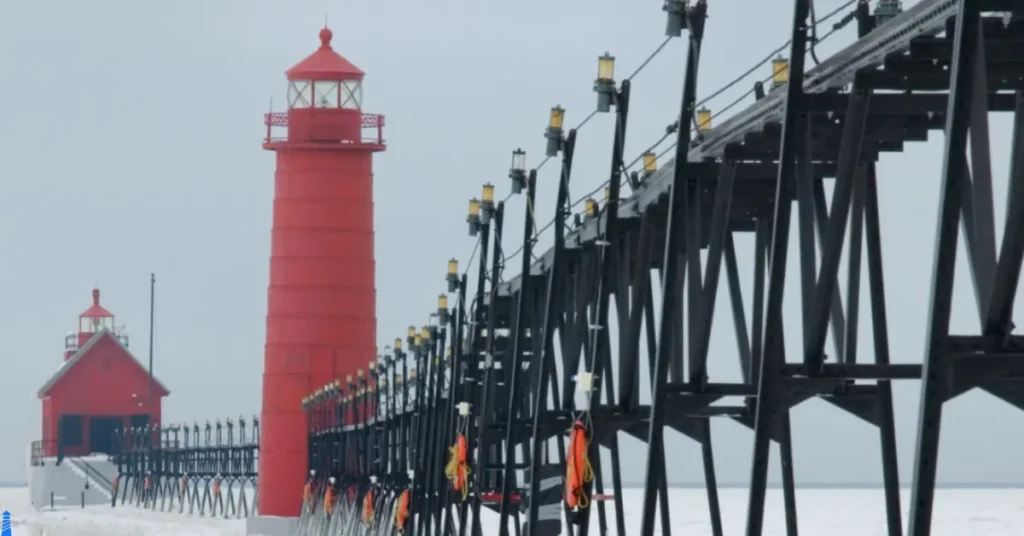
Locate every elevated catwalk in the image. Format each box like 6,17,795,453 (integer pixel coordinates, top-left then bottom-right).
109,1,1024,535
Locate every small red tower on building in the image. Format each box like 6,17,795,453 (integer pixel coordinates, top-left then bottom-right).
257,27,385,518
37,289,169,458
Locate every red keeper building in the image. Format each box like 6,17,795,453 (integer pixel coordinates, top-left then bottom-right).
36,288,170,458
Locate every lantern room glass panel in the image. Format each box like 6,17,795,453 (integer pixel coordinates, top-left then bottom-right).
314,81,340,108
80,316,114,333
288,80,313,109
341,80,363,110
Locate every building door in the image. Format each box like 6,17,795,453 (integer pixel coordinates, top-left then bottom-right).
58,415,84,461
129,413,150,429
88,416,123,455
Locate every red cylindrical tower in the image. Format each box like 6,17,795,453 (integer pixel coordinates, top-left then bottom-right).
257,27,384,519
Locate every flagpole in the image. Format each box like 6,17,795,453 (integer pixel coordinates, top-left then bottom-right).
147,273,156,428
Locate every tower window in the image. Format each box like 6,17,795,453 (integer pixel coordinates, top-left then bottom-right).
341,81,363,110
314,81,340,108
287,80,313,109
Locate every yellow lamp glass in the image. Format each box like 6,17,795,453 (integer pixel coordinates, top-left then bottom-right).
643,152,657,174
772,55,789,84
438,294,448,310
696,108,712,131
482,184,494,203
448,258,459,275
414,334,422,346
394,337,402,350
597,52,615,81
550,106,565,129
585,198,597,218
469,198,481,217
408,326,416,338
346,374,353,383
421,327,430,340
356,368,364,377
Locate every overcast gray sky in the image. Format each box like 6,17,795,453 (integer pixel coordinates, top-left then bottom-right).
2,0,1023,488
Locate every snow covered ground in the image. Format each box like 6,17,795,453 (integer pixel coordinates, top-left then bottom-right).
0,486,244,535
0,485,1021,534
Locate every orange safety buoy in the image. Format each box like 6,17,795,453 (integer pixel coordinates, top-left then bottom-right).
212,477,221,497
303,481,314,512
394,489,410,531
362,488,375,525
143,475,151,490
444,434,471,500
564,420,593,510
323,486,335,515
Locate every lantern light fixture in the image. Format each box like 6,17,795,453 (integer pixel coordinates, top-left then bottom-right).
874,0,903,25
585,198,598,220
509,149,527,194
771,54,789,88
696,107,712,131
594,52,616,113
545,105,565,157
446,258,459,292
467,197,481,236
480,183,496,225
663,0,689,37
643,151,657,176
437,294,449,325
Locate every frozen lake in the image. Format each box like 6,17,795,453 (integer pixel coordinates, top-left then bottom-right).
0,486,1020,534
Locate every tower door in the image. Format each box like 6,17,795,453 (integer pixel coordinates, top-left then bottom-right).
88,416,123,455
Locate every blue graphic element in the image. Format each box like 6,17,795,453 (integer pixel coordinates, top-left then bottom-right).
0,509,10,536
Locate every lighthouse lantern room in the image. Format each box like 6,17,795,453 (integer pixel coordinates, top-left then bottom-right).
36,289,169,459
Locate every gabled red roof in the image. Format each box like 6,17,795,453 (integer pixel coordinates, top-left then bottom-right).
286,27,365,82
37,331,170,398
80,288,113,318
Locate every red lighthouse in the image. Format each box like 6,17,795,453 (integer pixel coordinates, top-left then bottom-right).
257,27,385,519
